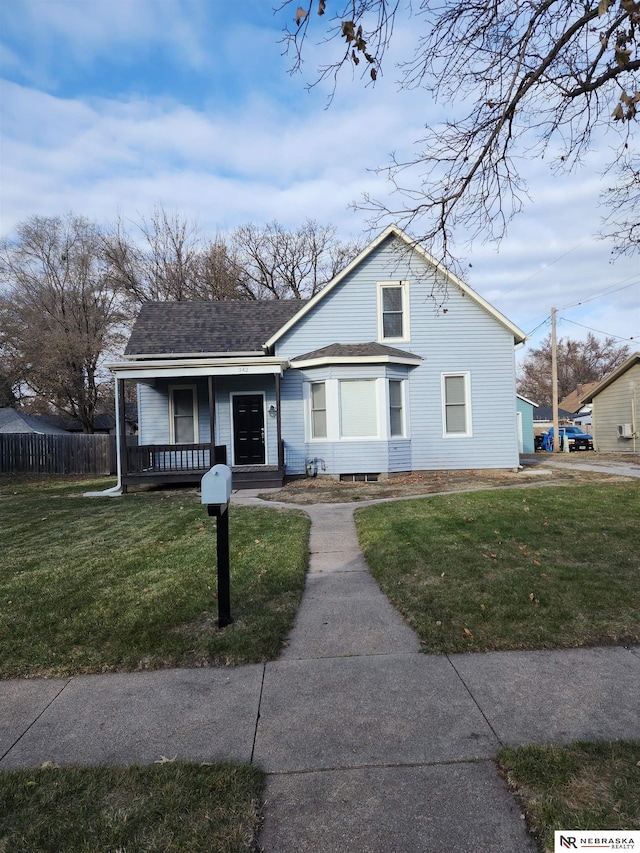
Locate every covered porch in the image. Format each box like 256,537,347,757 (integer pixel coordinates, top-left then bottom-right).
110,356,289,492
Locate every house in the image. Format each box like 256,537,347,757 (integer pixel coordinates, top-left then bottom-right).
532,406,575,433
516,394,537,453
45,406,138,436
579,352,640,452
559,382,599,427
109,225,527,491
559,382,599,417
0,408,70,435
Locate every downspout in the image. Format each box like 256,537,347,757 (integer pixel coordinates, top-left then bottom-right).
84,371,123,496
276,372,283,470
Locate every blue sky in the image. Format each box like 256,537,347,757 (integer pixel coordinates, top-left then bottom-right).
1,0,638,363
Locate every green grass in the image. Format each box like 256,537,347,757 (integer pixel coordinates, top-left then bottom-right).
355,483,640,652
498,741,640,853
0,761,264,853
0,476,309,678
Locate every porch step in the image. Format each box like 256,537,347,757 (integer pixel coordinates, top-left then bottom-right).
231,467,284,490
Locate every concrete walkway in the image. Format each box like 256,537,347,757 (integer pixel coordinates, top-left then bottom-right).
2,490,639,852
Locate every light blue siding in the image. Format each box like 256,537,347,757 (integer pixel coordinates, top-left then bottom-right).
276,233,520,473
517,396,536,454
137,375,281,466
135,232,521,476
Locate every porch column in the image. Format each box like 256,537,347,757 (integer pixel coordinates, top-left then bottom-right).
117,377,128,494
276,372,284,469
208,375,216,464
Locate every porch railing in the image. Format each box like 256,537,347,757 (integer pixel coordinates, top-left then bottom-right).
125,443,227,475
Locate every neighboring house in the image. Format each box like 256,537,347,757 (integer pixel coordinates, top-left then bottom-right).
559,382,599,416
532,406,575,432
0,408,69,435
516,394,537,453
46,406,138,436
559,382,598,427
580,352,640,452
109,225,527,491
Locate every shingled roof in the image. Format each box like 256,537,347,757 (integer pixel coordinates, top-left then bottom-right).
125,300,307,357
291,342,421,362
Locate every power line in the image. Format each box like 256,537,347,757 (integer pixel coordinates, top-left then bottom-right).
559,317,637,342
559,278,639,312
501,235,593,296
525,315,551,338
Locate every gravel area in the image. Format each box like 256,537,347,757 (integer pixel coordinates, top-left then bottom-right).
258,453,640,504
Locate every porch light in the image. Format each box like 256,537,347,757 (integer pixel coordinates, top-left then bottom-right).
268,404,278,418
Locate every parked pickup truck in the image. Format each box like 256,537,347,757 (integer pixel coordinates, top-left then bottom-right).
542,426,594,452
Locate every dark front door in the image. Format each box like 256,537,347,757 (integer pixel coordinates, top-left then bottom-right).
233,394,265,465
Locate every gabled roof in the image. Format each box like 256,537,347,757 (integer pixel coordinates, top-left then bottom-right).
517,394,538,407
290,342,422,368
125,300,307,358
265,225,527,348
0,408,69,434
533,406,575,422
580,352,640,403
559,382,599,413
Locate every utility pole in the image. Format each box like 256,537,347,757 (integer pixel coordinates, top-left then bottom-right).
551,306,559,452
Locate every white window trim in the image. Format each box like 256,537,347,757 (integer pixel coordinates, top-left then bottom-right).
169,384,199,444
388,379,406,438
377,281,410,343
309,381,328,440
305,378,386,441
441,372,473,438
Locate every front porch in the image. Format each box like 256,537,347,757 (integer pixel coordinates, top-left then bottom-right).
121,441,286,491
110,355,290,494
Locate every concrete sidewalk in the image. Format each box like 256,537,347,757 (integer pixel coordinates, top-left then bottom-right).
2,495,639,852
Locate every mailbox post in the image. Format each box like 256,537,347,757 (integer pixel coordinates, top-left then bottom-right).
201,464,233,628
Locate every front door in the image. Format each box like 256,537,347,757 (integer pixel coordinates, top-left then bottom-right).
233,394,265,465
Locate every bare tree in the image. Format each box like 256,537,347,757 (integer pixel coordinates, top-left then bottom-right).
280,1,640,261
230,219,365,299
195,236,249,301
601,154,640,256
103,206,207,304
0,215,125,432
517,332,630,406
105,213,365,303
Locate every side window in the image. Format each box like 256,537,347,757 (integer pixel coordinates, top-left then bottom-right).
310,382,327,439
378,282,409,342
442,373,471,437
389,380,404,437
170,385,198,443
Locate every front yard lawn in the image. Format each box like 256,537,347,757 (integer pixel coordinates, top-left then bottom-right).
0,477,309,678
498,741,640,852
0,761,263,853
355,483,639,653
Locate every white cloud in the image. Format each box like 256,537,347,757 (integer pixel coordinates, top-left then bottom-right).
2,0,212,73
1,1,637,357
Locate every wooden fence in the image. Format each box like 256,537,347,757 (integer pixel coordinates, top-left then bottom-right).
0,434,116,475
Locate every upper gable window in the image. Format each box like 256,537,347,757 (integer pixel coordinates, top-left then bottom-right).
378,282,409,342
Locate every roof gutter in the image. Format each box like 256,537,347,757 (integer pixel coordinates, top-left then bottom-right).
107,355,290,380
